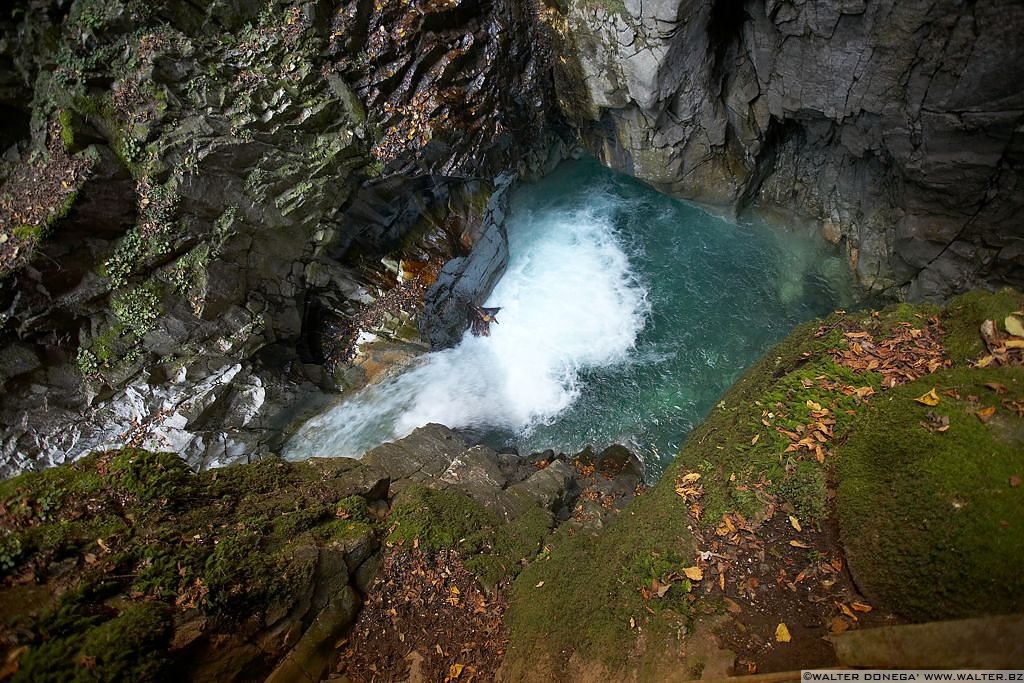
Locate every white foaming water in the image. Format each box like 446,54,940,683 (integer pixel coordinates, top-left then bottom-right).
284,197,650,460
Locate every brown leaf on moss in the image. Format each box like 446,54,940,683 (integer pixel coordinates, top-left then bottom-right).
682,566,703,581
984,382,1008,395
976,406,997,423
1010,475,1022,488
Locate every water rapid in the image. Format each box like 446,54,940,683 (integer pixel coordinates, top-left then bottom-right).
285,160,860,475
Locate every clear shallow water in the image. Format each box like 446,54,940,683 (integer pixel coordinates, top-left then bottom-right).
285,159,861,476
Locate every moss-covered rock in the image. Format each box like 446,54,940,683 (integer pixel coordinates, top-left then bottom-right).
836,366,1024,621
387,485,553,588
0,448,386,680
505,477,698,677
942,289,1024,365
502,290,1024,677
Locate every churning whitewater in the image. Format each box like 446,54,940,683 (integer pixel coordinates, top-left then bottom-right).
284,188,650,460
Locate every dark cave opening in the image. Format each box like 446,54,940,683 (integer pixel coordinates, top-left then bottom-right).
707,0,749,79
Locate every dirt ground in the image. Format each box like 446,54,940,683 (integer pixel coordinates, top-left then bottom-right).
333,547,508,683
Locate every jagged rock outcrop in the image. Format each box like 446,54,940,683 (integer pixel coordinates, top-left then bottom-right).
417,174,513,348
0,0,560,476
546,0,1024,300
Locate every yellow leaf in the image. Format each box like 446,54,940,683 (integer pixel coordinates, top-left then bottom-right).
775,622,792,643
1006,339,1024,349
1005,314,1024,338
683,566,703,581
446,663,464,681
679,472,701,485
751,434,760,445
854,386,875,398
976,406,996,423
915,388,941,406
789,540,810,549
535,581,544,588
450,586,460,595
838,602,858,620
788,515,802,532
806,399,822,411
975,354,996,368
851,601,873,613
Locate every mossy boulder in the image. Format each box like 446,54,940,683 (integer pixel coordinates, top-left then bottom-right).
836,366,1024,621
502,290,1024,677
0,449,383,681
387,485,553,588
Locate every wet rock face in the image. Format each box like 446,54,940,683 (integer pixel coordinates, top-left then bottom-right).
551,0,1024,300
328,0,556,178
0,0,561,474
417,175,513,349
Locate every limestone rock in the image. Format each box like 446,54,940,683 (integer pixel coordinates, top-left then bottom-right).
553,0,1024,300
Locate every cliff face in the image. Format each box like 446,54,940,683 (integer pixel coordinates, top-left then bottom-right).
0,0,558,475
548,0,1024,299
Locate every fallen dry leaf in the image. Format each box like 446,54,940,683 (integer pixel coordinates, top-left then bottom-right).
981,320,998,347
682,566,703,581
1010,475,1022,488
1005,314,1024,338
679,472,701,485
921,410,950,433
751,434,760,445
985,382,1008,395
851,601,873,613
976,406,997,423
829,617,851,634
775,622,792,643
915,388,941,406
806,399,822,412
534,581,544,588
789,515,802,532
789,540,810,549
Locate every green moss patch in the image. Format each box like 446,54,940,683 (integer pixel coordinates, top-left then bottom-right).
16,602,173,683
502,296,1017,675
504,477,697,676
387,486,552,587
942,289,1024,365
0,449,387,680
836,366,1024,621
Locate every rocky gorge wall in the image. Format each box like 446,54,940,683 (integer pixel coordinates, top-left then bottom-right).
0,0,561,476
2,0,1024,479
546,0,1024,300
